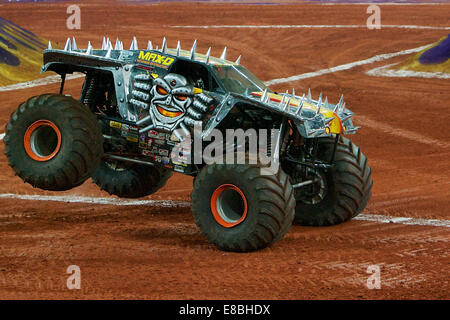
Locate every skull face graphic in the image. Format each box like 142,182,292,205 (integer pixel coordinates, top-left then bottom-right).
149,73,193,131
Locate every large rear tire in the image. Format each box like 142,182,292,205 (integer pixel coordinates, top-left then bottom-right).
292,136,373,226
91,160,172,198
4,94,103,191
191,162,295,252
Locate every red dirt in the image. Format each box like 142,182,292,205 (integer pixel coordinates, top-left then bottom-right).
0,2,449,299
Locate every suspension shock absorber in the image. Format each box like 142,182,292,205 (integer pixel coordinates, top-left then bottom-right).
80,73,97,108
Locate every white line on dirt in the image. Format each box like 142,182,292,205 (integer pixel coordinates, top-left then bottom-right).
264,44,430,85
354,214,450,228
0,193,448,228
0,193,190,208
356,115,450,149
170,25,450,30
367,63,450,79
0,73,85,92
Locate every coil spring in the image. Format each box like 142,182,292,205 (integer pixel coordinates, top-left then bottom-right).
82,75,97,107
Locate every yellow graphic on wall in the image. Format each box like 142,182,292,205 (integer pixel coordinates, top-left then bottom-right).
0,17,48,86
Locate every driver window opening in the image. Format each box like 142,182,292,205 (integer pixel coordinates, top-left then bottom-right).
169,60,218,92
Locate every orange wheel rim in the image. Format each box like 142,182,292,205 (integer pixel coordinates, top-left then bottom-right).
24,120,61,162
210,184,248,228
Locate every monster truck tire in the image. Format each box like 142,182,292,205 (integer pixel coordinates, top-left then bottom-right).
4,94,103,191
191,162,295,252
293,135,373,226
91,161,172,198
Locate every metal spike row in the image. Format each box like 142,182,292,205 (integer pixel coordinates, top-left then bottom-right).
161,37,167,54
279,94,286,109
130,37,138,50
283,98,290,111
220,47,227,60
292,88,295,97
316,105,322,115
324,97,329,109
190,40,197,60
340,114,352,123
296,94,305,116
176,41,181,56
105,47,112,58
235,55,241,64
147,40,153,50
309,128,325,137
340,102,346,112
307,88,312,102
106,37,111,50
102,37,107,50
260,88,268,102
344,126,360,133
48,41,52,50
64,38,71,51
205,47,211,63
324,116,335,124
72,37,77,50
316,93,322,115
316,104,321,115
86,42,93,55
115,38,121,50
334,94,344,112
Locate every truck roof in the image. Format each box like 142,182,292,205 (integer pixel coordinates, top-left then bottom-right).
42,37,240,73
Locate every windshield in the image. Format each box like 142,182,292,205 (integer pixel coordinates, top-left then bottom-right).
212,65,269,95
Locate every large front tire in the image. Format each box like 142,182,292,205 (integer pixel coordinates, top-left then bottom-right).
4,94,103,191
191,162,295,252
293,136,373,226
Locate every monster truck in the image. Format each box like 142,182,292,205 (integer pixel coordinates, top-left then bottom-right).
4,37,372,252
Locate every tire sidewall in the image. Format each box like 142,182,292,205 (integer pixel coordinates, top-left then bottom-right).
8,101,79,176
193,165,261,245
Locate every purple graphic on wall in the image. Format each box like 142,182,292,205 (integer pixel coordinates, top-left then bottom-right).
419,35,450,65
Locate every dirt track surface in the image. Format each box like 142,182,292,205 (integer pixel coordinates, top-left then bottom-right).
0,2,449,299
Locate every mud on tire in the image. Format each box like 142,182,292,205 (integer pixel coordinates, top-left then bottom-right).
293,135,373,226
4,94,103,191
91,161,172,198
191,162,295,252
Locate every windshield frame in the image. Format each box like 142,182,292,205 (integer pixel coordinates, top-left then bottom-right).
210,64,269,95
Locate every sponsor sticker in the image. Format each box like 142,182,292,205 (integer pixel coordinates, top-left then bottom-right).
155,139,165,145
159,149,169,156
110,121,122,129
142,149,152,156
126,134,139,143
174,165,185,173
